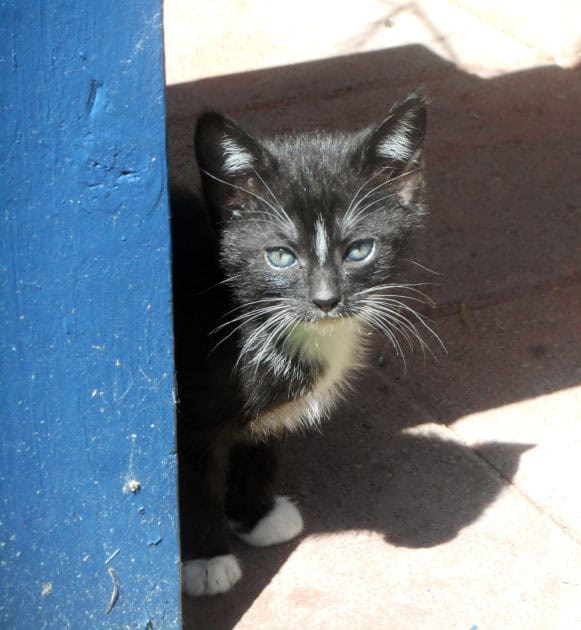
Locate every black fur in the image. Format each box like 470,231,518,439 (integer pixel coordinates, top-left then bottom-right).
173,95,429,591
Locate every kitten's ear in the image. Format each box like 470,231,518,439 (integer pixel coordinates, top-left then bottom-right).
364,95,427,170
195,113,270,219
195,112,264,177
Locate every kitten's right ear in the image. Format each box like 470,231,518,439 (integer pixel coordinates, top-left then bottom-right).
195,113,269,218
195,112,266,180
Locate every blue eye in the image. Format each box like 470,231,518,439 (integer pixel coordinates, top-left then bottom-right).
345,239,374,262
266,247,297,268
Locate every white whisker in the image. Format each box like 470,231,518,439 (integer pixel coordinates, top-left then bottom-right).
358,289,446,357
250,167,293,227
209,304,289,356
358,307,408,372
354,282,436,307
401,259,444,276
219,297,293,321
361,298,433,361
343,193,397,231
201,169,293,232
343,173,391,230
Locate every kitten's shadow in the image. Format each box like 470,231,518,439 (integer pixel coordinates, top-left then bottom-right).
284,424,532,548
182,396,531,629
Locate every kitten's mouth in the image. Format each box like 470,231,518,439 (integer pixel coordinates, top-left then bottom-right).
317,312,341,322
299,315,355,332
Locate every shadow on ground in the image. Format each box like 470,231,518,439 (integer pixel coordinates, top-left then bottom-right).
166,45,581,628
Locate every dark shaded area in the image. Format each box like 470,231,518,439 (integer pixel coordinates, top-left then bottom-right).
165,45,581,628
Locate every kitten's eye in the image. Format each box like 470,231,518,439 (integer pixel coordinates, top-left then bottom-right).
266,247,297,268
345,239,375,262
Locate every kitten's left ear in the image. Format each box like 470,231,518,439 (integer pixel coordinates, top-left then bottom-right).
361,94,427,177
359,95,428,205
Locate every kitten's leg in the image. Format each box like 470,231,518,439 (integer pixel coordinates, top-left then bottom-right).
179,439,242,596
225,440,304,547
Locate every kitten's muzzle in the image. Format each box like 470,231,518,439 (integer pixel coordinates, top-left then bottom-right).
310,272,341,314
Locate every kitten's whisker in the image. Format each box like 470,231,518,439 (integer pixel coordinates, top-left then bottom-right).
247,312,293,373
261,317,296,375
345,171,379,218
201,169,294,232
358,307,408,373
391,310,435,361
209,304,289,356
343,174,391,229
354,283,436,306
401,258,444,276
343,165,423,231
363,296,446,354
250,167,293,226
238,308,289,363
212,304,287,336
389,166,423,183
190,275,236,297
377,297,445,350
364,303,419,353
362,299,433,360
354,281,436,294
402,309,447,353
219,297,293,321
235,316,275,373
232,216,288,230
233,207,293,231
343,193,398,231
365,293,432,325
367,293,429,306
344,165,390,218
363,300,423,351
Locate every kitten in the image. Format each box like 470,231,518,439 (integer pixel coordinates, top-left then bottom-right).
172,94,429,596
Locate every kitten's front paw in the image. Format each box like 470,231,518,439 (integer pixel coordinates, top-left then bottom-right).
182,554,242,596
234,495,304,547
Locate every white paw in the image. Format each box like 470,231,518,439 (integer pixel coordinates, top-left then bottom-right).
234,496,304,547
182,554,242,596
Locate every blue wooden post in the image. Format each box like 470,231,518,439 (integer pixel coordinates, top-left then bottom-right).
0,2,180,627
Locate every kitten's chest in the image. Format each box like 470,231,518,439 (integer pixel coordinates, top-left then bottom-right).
246,318,366,440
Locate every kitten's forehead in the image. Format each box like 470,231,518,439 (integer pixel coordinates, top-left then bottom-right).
314,217,330,265
269,176,354,262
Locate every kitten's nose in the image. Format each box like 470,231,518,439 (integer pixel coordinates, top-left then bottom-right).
312,295,340,313
311,270,340,313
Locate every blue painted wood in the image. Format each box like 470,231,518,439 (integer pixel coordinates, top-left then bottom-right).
0,2,180,627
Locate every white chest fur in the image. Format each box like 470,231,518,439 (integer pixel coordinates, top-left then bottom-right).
247,317,367,440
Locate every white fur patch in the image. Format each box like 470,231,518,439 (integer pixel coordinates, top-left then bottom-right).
315,218,328,265
377,120,414,162
247,317,368,439
182,554,242,597
222,136,255,175
234,496,304,547
398,174,418,205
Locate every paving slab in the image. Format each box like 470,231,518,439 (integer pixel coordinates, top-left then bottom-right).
164,2,581,627
429,285,581,544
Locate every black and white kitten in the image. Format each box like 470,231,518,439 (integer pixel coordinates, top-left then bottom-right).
173,94,429,596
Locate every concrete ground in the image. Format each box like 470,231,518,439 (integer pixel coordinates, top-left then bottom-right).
163,2,581,628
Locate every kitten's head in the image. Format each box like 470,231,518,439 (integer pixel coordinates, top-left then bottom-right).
195,96,428,334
